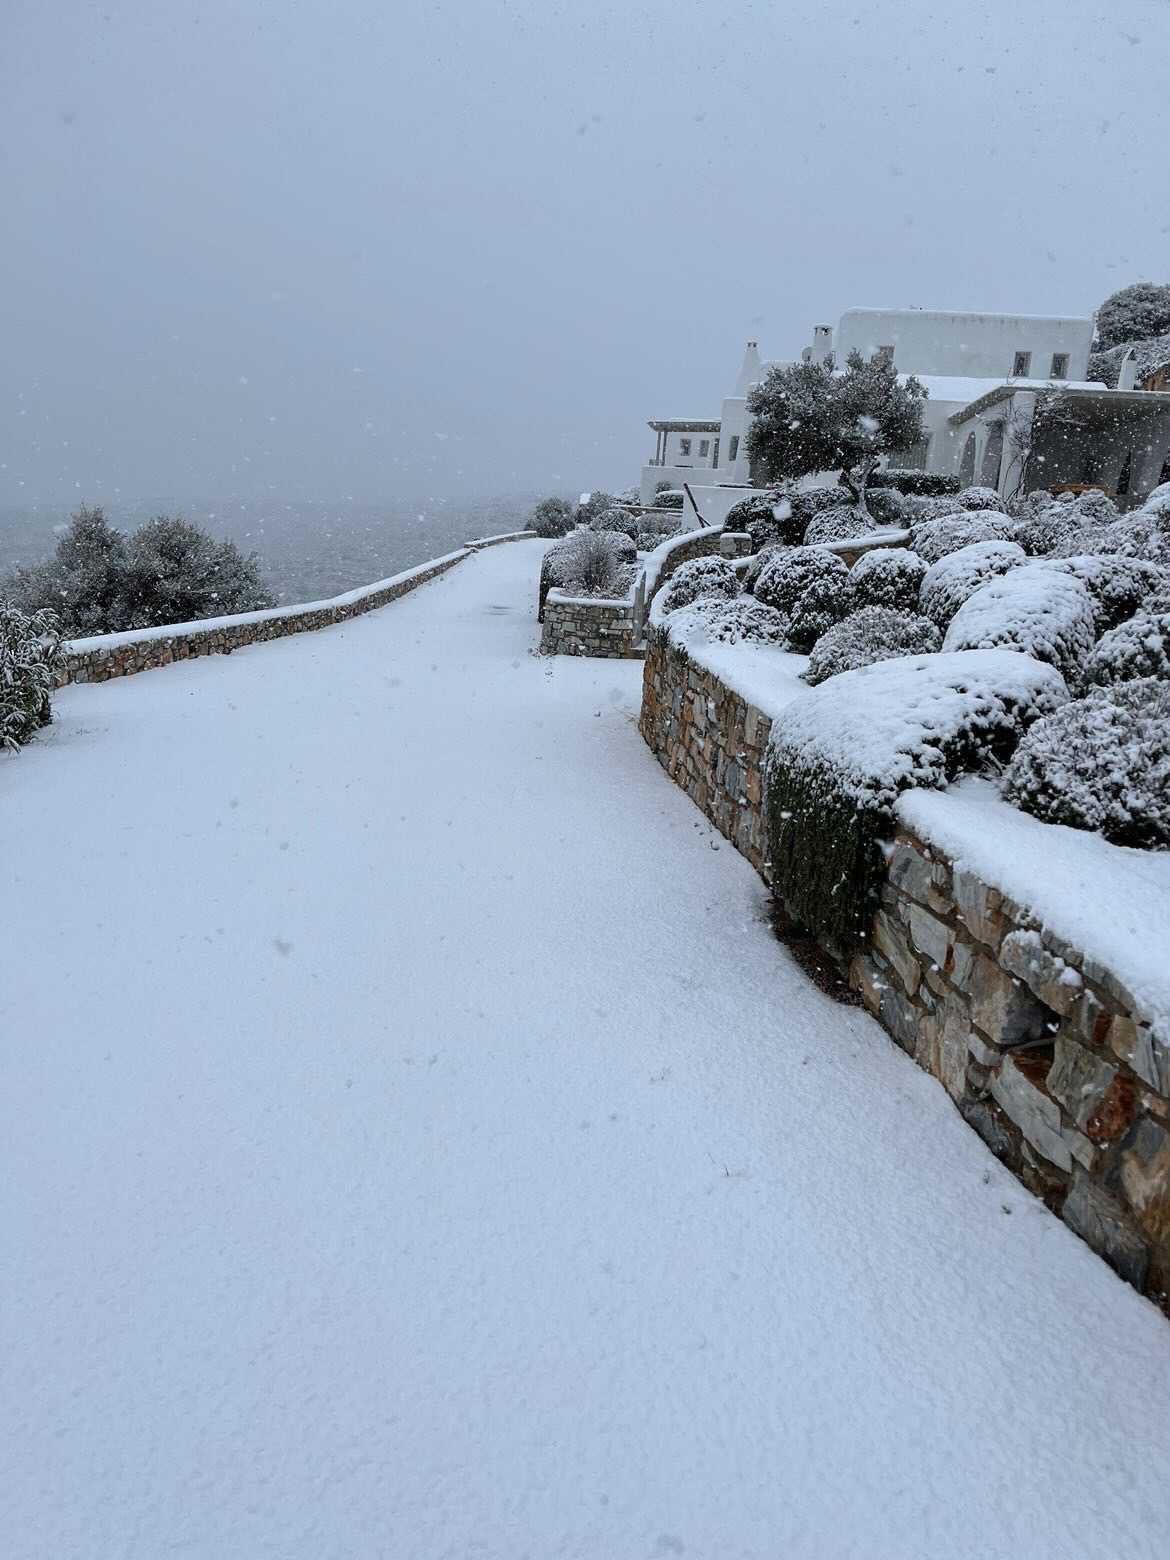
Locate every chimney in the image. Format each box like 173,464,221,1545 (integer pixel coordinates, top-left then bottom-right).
734,339,763,395
812,324,833,364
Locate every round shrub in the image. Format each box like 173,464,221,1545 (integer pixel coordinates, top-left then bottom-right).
1041,555,1168,633
850,547,927,612
742,541,786,592
784,574,860,652
958,485,1003,511
905,494,965,523
911,511,1017,564
654,489,685,510
660,555,740,614
803,606,941,686
705,596,789,646
547,529,625,593
942,564,1097,683
919,540,1028,629
804,505,875,546
1002,678,1170,848
753,546,851,614
1074,489,1119,524
1083,611,1170,689
588,506,640,541
725,491,801,550
864,486,909,526
790,486,851,527
526,496,575,538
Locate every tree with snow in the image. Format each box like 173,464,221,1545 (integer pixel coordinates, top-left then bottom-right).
745,351,926,517
1094,281,1170,351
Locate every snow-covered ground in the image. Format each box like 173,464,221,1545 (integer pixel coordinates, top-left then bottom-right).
4,538,1168,1560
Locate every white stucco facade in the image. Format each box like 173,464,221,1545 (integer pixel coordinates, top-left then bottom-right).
808,308,1095,383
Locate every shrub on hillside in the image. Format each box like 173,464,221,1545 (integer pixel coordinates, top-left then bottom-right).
1002,678,1170,848
4,505,130,637
1041,555,1168,633
0,605,64,752
705,596,790,646
653,489,685,510
547,530,626,594
1083,611,1170,689
942,564,1098,683
526,496,576,538
753,545,851,614
803,504,876,546
785,574,861,651
803,606,941,686
919,541,1028,629
957,485,1003,511
742,541,786,593
725,491,801,551
575,491,620,526
850,547,927,612
868,470,960,497
660,556,739,614
864,486,909,526
911,511,1017,564
587,507,641,541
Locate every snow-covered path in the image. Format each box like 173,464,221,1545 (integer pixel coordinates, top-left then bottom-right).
4,538,1168,1560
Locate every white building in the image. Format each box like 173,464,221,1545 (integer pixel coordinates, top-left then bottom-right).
641,307,1170,510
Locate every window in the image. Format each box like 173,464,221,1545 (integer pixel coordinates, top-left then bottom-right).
679,438,691,456
877,344,895,364
1012,351,1032,378
711,438,720,466
698,439,709,457
729,435,740,461
1050,352,1069,380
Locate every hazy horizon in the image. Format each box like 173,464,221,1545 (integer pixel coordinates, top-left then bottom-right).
4,0,1170,511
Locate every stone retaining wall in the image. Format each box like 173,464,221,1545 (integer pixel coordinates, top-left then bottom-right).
59,534,532,686
541,591,641,658
640,625,1170,1304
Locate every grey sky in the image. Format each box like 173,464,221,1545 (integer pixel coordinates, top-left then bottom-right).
3,0,1168,509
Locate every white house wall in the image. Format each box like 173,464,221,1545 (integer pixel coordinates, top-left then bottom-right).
831,309,1094,382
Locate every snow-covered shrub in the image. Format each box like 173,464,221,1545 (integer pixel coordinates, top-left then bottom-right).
1011,504,1086,558
635,523,681,551
803,607,941,686
1041,555,1168,633
958,485,1003,511
575,491,620,526
547,529,626,594
1002,678,1170,848
1074,489,1119,524
753,545,851,613
765,650,1068,944
868,469,959,498
864,486,909,527
803,504,875,546
911,511,1018,564
1083,611,1170,689
785,574,860,652
725,491,801,551
588,507,640,541
943,564,1097,683
919,540,1028,629
526,496,575,538
653,489,685,510
742,541,786,593
659,555,740,614
0,604,63,752
120,517,275,628
1143,480,1170,523
790,485,853,532
850,547,927,612
904,494,964,523
705,596,789,646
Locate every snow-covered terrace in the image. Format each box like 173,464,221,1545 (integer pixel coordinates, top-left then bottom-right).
5,538,1169,1557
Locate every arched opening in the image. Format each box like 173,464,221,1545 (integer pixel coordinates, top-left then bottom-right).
959,432,977,487
980,422,1005,490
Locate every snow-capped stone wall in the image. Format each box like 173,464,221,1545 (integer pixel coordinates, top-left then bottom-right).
640,625,1170,1303
540,590,641,658
59,534,532,685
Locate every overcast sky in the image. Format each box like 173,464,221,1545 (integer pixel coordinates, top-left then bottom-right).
3,0,1169,509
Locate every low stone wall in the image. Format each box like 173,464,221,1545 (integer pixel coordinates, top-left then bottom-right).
541,590,641,658
59,534,532,686
640,625,1170,1304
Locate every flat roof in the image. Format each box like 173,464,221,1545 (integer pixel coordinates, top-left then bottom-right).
949,385,1170,426
648,418,721,432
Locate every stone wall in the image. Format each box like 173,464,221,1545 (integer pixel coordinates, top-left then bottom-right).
59,535,531,686
541,591,641,658
640,624,1170,1304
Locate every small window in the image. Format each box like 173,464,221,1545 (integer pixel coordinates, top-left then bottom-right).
877,344,895,364
698,439,709,457
1012,351,1032,377
729,435,740,461
1050,353,1069,380
679,438,691,456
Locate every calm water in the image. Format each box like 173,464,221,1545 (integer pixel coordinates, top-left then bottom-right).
0,494,541,604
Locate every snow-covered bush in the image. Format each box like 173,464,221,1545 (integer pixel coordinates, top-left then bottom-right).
919,540,1028,629
725,491,801,551
753,545,851,613
659,555,740,615
1073,488,1119,524
864,486,909,527
705,596,789,646
526,496,575,538
653,489,685,510
588,507,640,541
904,494,965,523
635,519,683,551
868,470,959,498
742,541,786,593
1083,611,1170,689
1095,281,1170,351
575,491,620,526
547,530,626,594
803,606,941,686
803,504,875,546
943,564,1098,683
1002,678,1170,848
1010,502,1086,557
1041,555,1168,633
785,574,861,652
0,604,63,752
765,649,1068,943
957,485,1004,511
850,547,927,612
911,511,1018,564
1143,480,1170,523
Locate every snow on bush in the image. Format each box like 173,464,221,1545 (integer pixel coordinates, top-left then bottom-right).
765,649,1068,944
752,546,857,650
958,485,1003,511
1002,678,1170,849
803,504,876,546
653,489,685,510
1041,555,1168,633
911,511,1017,564
864,486,909,526
547,530,627,594
660,555,740,615
943,564,1098,683
1,604,63,752
704,596,789,646
525,496,575,538
742,541,786,592
786,574,861,651
803,606,941,686
1143,480,1170,523
850,547,927,612
725,491,800,551
1083,610,1170,689
919,540,1028,628
588,507,640,542
904,494,964,523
